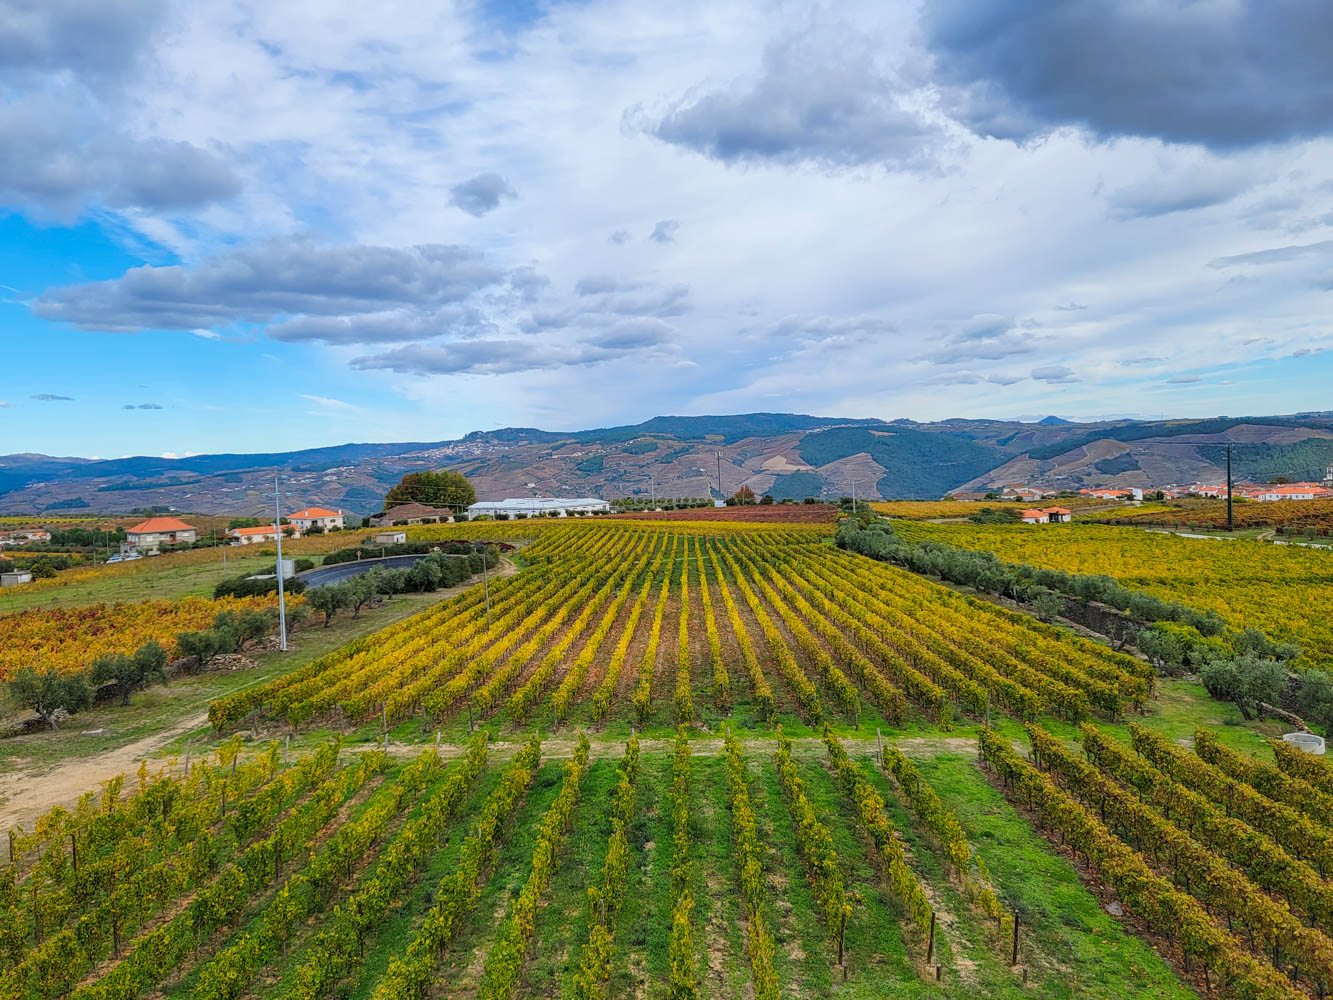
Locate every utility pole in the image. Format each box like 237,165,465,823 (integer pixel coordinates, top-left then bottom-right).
1226,443,1234,533
650,474,656,510
274,474,288,651
716,450,723,500
851,479,858,514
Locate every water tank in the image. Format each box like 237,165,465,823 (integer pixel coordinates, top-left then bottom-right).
1283,732,1326,755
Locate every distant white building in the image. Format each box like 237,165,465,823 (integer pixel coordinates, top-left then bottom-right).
288,506,345,531
467,497,610,518
374,530,407,545
1,569,33,587
1020,509,1050,524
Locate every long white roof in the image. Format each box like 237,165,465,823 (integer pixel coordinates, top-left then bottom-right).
468,497,606,511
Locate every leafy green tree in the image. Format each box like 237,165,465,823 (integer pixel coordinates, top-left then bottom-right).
306,583,351,626
383,470,476,511
9,667,94,728
1295,669,1333,730
92,642,169,706
176,630,220,670
346,573,378,616
1199,654,1286,720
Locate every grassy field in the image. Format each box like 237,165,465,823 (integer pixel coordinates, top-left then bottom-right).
0,550,276,612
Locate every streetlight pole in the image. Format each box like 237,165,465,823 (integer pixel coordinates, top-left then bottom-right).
274,474,288,651
851,479,859,514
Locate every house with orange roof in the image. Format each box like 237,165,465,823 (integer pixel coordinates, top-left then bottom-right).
124,516,197,554
1042,506,1073,522
227,524,300,545
288,506,345,532
1019,508,1050,524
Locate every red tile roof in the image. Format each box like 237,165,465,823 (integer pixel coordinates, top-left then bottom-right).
289,506,341,519
1020,509,1047,518
228,525,281,537
1043,507,1072,514
126,517,195,534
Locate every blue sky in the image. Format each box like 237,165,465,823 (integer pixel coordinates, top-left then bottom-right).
2,0,1332,458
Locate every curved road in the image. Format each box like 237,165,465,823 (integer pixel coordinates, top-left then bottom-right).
298,552,442,587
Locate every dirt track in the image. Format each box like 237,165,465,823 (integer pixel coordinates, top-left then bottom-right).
0,710,205,834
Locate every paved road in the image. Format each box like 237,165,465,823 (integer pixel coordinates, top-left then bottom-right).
299,553,440,586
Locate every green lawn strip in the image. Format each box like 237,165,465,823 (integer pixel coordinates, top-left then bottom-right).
264,760,506,999
899,753,1196,999
607,751,669,998
692,750,754,998
743,754,831,995
407,761,568,998
514,758,619,998
790,751,928,998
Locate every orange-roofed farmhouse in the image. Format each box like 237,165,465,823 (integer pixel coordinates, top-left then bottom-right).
288,506,345,532
227,524,301,545
1019,508,1050,524
124,516,197,554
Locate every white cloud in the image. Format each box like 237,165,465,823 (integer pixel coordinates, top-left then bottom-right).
299,393,355,410
7,0,1333,443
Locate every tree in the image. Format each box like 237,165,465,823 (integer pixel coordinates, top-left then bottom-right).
346,573,378,616
92,642,169,706
1199,653,1286,719
9,667,94,728
1030,588,1065,622
383,470,476,512
306,583,350,627
176,631,220,671
728,486,757,506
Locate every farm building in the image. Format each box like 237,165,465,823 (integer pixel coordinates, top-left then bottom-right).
1021,507,1073,524
124,516,197,555
370,502,454,526
0,529,51,547
288,506,345,531
467,497,610,518
227,524,298,545
1,569,33,587
374,530,407,545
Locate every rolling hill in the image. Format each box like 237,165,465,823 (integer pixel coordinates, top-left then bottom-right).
5,411,1333,516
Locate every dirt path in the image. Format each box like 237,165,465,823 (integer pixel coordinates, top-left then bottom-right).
0,709,205,834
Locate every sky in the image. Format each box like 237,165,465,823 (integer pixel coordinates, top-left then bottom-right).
2,0,1332,459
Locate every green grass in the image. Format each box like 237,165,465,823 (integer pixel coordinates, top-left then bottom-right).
0,551,279,612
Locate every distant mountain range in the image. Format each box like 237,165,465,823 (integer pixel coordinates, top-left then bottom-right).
5,411,1333,516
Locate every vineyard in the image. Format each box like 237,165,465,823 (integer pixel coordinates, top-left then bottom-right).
606,504,840,523
1,722,1203,1000
1079,498,1333,533
893,521,1333,667
870,498,1116,519
8,514,1327,998
986,721,1333,999
0,595,295,681
208,520,1152,736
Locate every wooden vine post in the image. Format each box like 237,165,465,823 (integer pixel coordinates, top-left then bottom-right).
926,910,936,964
